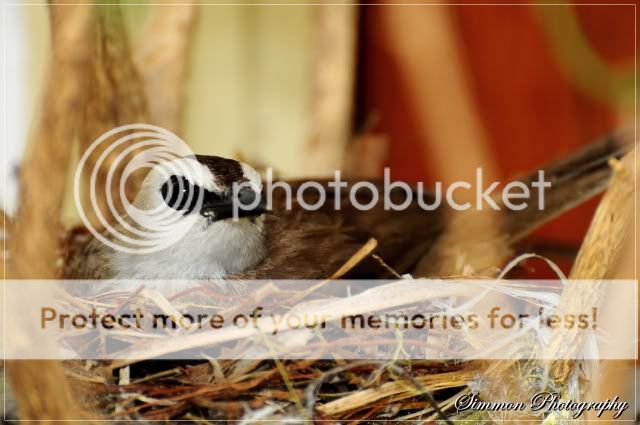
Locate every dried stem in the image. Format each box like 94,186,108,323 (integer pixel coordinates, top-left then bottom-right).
305,4,357,175
78,4,149,226
547,151,637,383
6,2,97,421
133,1,199,135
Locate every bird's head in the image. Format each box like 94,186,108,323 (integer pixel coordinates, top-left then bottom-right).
135,155,266,224
112,155,268,279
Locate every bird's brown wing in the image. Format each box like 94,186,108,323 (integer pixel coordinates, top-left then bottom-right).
230,182,444,279
234,132,631,280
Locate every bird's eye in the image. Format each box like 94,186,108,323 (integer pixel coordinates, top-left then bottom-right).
160,175,202,214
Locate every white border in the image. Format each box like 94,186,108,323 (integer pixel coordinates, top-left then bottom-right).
1,2,637,423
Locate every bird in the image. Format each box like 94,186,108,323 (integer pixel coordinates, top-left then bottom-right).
63,134,629,285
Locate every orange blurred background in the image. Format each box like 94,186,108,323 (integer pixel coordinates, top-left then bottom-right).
356,3,635,251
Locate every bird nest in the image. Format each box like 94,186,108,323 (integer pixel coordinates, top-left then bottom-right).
53,239,582,423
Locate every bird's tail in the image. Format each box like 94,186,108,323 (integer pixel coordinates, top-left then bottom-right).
501,130,634,243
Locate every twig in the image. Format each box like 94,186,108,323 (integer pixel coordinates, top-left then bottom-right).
6,2,97,421
547,153,636,383
133,1,199,135
372,253,403,279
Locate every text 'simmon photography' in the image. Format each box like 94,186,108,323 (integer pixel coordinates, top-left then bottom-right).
1,1,638,423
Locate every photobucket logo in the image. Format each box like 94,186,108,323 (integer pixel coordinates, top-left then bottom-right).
74,124,204,255
230,167,552,219
74,124,553,253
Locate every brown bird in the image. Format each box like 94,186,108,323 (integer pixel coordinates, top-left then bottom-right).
64,134,629,284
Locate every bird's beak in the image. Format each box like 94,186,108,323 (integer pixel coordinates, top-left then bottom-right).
200,187,268,222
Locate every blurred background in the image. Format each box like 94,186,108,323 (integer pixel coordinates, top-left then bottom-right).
1,1,635,260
